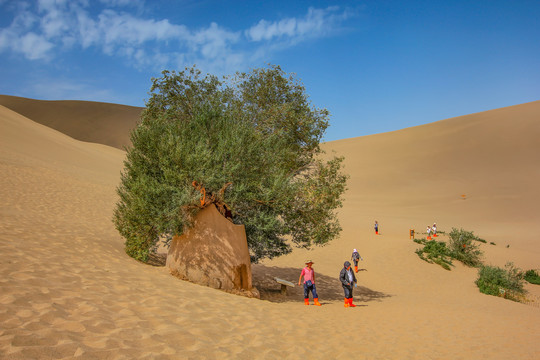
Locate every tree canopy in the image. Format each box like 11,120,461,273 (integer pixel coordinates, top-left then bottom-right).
113,65,348,263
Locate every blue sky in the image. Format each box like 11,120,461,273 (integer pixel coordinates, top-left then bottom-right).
0,0,538,141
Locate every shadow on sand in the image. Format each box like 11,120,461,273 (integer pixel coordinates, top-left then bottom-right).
145,253,391,304
252,264,391,304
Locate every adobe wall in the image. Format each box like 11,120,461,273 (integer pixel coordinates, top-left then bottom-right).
166,205,259,298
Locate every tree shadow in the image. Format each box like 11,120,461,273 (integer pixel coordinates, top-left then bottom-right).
252,264,391,304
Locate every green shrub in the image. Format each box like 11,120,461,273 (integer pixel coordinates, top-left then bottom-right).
524,269,540,285
415,240,453,271
447,228,483,267
489,242,496,245
476,262,526,301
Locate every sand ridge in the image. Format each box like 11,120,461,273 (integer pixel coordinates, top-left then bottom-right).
1,101,539,359
0,95,143,150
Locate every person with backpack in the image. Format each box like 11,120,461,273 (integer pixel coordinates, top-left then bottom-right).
351,248,363,273
340,261,358,307
298,260,321,306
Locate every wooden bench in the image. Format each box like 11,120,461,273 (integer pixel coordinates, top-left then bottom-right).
274,277,295,295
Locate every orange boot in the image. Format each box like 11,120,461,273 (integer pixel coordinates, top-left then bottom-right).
354,265,358,273
344,298,349,307
304,298,309,305
348,298,356,307
314,298,321,306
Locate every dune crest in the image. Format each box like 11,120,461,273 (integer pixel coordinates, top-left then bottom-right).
0,95,142,150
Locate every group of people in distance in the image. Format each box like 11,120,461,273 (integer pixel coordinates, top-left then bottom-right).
298,248,364,308
426,223,437,239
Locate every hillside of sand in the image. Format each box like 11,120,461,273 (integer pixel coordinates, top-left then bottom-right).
0,95,142,150
1,100,539,359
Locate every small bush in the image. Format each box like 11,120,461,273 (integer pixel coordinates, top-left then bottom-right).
476,262,526,302
489,242,496,245
524,269,540,285
415,240,453,271
447,228,483,267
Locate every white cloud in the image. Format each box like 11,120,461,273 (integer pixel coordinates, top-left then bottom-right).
96,10,188,45
75,9,99,48
0,25,53,60
0,29,12,53
191,22,240,59
246,6,348,43
37,0,68,13
18,32,54,59
40,8,72,38
12,8,38,30
99,0,144,8
0,2,352,73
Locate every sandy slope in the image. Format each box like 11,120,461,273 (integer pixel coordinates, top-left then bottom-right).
1,102,539,359
0,95,142,150
322,100,540,269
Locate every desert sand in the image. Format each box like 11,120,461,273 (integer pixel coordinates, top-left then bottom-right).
1,99,539,359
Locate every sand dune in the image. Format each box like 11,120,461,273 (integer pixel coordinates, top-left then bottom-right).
1,101,539,359
323,100,540,268
0,95,142,150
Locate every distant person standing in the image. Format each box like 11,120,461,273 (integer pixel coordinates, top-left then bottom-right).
374,220,379,235
351,248,363,273
432,223,437,237
427,225,432,240
298,260,321,306
340,261,358,307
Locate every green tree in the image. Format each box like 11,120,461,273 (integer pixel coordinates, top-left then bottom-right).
113,65,348,262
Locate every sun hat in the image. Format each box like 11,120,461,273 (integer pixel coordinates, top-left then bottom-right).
353,248,357,252
344,261,351,268
305,260,314,265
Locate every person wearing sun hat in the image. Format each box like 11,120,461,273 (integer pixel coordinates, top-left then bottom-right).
339,261,357,307
298,260,321,306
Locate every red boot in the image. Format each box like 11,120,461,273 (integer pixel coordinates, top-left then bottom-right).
314,298,321,306
354,265,358,273
304,298,309,305
348,298,356,307
344,298,349,307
